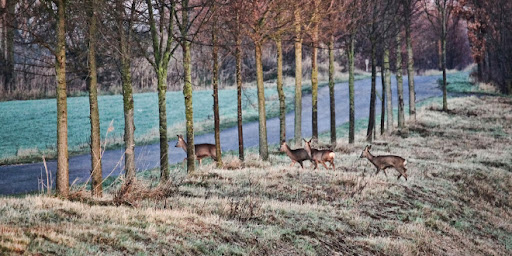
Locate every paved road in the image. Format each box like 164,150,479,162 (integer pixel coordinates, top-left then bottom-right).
0,75,442,195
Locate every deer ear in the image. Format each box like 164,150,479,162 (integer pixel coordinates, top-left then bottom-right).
308,139,312,143
303,138,307,142
367,145,372,150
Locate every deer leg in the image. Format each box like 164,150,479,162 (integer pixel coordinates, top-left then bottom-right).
330,160,335,171
321,161,329,170
398,167,408,181
290,161,296,167
375,168,381,176
312,161,318,170
198,158,202,166
299,161,304,169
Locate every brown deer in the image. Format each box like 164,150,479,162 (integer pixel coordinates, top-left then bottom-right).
175,135,218,166
360,145,408,180
280,141,311,168
303,139,335,170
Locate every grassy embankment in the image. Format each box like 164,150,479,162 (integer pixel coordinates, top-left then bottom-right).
0,72,368,165
1,89,511,255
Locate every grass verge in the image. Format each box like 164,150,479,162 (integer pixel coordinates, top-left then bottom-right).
1,95,511,254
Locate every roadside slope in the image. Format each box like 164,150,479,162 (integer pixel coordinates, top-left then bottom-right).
1,96,511,255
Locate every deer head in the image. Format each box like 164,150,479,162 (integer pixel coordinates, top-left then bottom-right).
280,140,288,152
175,135,187,148
303,138,313,158
360,145,372,159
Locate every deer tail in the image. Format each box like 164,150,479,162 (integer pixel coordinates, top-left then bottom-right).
404,160,407,166
329,152,335,159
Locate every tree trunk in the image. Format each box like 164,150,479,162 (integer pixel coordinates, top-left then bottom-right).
235,17,244,161
328,35,336,146
146,0,175,181
117,0,135,180
384,48,393,133
55,0,69,197
294,8,302,147
396,32,405,129
87,0,102,197
212,28,222,168
157,68,168,179
380,57,385,135
405,17,416,121
1,0,5,91
255,41,268,160
441,8,448,111
2,0,15,92
311,24,319,143
348,34,355,144
276,37,286,143
366,41,376,142
182,1,195,172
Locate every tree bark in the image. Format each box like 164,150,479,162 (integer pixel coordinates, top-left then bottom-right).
405,16,416,121
276,37,286,143
157,68,169,178
87,0,102,197
117,0,135,180
328,35,336,147
441,7,448,111
212,27,222,168
182,0,195,172
396,32,405,129
2,0,15,92
380,57,385,135
384,48,393,133
366,40,376,142
348,34,355,144
311,24,319,143
235,15,244,161
255,41,268,160
294,8,302,147
55,0,69,197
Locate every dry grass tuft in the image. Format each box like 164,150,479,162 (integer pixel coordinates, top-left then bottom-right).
222,155,243,170
113,178,179,207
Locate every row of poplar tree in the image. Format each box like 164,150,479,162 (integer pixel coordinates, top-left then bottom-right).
7,0,462,198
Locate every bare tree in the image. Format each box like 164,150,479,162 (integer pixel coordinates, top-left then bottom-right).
210,8,222,168
144,0,177,180
239,0,284,160
0,0,15,92
54,0,69,197
425,0,455,111
87,0,102,196
115,0,137,180
175,0,212,172
400,0,420,121
293,5,303,146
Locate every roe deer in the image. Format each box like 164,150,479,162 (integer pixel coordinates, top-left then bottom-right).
175,135,218,165
303,139,335,170
280,141,311,168
360,145,408,180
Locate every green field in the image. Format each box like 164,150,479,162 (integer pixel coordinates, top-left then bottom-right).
0,75,367,164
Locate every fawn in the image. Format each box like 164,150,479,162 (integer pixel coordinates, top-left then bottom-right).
303,139,335,170
280,140,311,168
175,135,218,166
360,145,408,180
